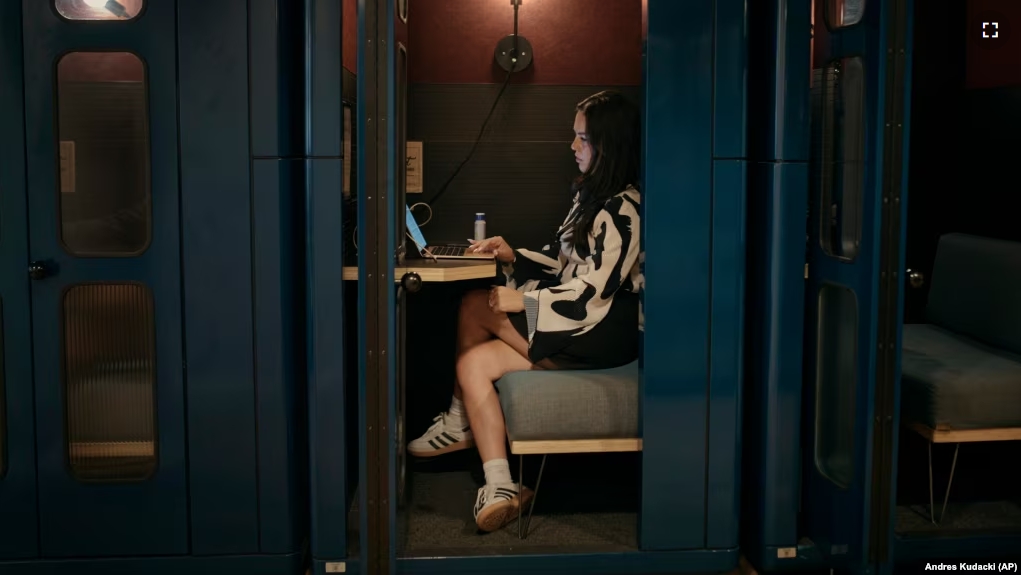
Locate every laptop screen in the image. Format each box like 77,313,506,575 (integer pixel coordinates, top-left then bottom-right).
405,205,429,253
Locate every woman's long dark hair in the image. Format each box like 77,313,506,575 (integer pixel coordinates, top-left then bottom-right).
569,90,641,252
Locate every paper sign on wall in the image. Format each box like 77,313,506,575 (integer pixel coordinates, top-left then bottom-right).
59,141,76,193
406,141,423,193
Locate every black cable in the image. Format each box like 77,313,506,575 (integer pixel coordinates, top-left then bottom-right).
425,3,520,208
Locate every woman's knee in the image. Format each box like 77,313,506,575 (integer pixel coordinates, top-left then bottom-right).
455,345,499,396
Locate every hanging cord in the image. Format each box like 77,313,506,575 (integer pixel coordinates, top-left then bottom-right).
421,67,514,214
421,0,521,215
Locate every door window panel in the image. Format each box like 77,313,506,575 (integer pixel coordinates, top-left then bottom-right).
56,52,151,256
64,284,157,481
826,0,864,28
813,284,858,488
814,56,865,261
55,0,144,21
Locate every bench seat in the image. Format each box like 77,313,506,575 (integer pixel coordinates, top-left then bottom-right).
902,323,1021,432
493,360,641,538
901,233,1021,440
495,360,640,443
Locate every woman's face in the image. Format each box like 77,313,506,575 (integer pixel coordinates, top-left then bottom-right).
571,111,593,173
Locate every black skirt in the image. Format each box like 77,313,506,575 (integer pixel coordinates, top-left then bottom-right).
508,289,639,370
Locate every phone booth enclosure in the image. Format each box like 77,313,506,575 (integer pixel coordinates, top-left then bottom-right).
0,1,310,572
742,0,914,572
338,0,749,573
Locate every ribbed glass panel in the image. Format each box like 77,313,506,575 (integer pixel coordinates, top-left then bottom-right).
64,284,157,481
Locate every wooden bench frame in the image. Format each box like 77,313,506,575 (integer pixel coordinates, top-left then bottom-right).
507,437,643,539
908,422,1021,525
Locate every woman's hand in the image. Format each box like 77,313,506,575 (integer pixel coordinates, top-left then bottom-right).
468,236,515,263
488,286,525,314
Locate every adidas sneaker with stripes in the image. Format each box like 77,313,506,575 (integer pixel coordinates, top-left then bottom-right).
473,483,534,533
407,411,474,457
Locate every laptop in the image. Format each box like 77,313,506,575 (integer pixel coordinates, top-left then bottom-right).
405,205,494,261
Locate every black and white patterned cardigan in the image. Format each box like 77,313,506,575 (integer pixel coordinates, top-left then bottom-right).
502,186,645,363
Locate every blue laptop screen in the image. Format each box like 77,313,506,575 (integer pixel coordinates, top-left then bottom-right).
405,205,428,253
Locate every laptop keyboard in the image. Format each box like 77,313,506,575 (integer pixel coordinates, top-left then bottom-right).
429,244,468,257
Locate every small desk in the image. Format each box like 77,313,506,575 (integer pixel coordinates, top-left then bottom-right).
342,259,497,283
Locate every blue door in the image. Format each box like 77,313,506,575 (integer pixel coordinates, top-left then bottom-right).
0,0,39,561
802,0,907,567
21,0,188,557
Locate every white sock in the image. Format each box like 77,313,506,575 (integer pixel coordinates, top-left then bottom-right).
482,459,514,487
448,396,468,428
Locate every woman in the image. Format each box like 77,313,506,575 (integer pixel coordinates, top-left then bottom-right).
408,90,644,533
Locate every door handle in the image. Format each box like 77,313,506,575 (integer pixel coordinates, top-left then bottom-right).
401,271,422,293
906,268,925,289
28,260,52,280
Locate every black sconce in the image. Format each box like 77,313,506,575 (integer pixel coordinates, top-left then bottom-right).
494,0,533,73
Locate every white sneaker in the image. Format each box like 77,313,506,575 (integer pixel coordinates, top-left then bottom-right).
407,412,473,457
473,483,534,533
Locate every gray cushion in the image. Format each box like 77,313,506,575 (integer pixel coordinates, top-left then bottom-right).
495,361,639,441
926,233,1021,356
901,323,1021,430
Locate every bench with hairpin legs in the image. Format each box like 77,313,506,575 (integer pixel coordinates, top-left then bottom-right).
494,360,641,539
900,233,1021,525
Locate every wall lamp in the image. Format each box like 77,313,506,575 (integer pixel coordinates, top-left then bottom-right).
494,0,533,73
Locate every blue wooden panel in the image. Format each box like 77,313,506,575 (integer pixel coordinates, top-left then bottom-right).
385,0,400,571
0,0,38,560
747,0,812,162
801,0,887,566
250,0,304,158
0,552,305,575
178,0,259,555
640,0,713,551
714,0,749,159
883,5,915,569
396,548,738,575
741,162,809,565
705,160,746,550
355,0,371,565
307,0,343,157
253,159,306,554
21,0,188,557
306,158,349,559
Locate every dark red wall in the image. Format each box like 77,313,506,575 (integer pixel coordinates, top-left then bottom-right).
343,0,357,73
904,0,1021,324
407,0,642,85
965,0,1021,89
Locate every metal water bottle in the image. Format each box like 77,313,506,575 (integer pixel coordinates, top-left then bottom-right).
474,213,486,242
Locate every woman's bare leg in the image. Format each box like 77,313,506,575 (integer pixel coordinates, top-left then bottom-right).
408,289,532,458
415,289,542,531
452,289,529,399
456,337,537,532
456,339,532,463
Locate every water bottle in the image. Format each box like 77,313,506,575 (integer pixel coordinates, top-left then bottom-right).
474,213,486,242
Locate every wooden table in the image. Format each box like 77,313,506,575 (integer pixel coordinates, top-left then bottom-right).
341,259,497,282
